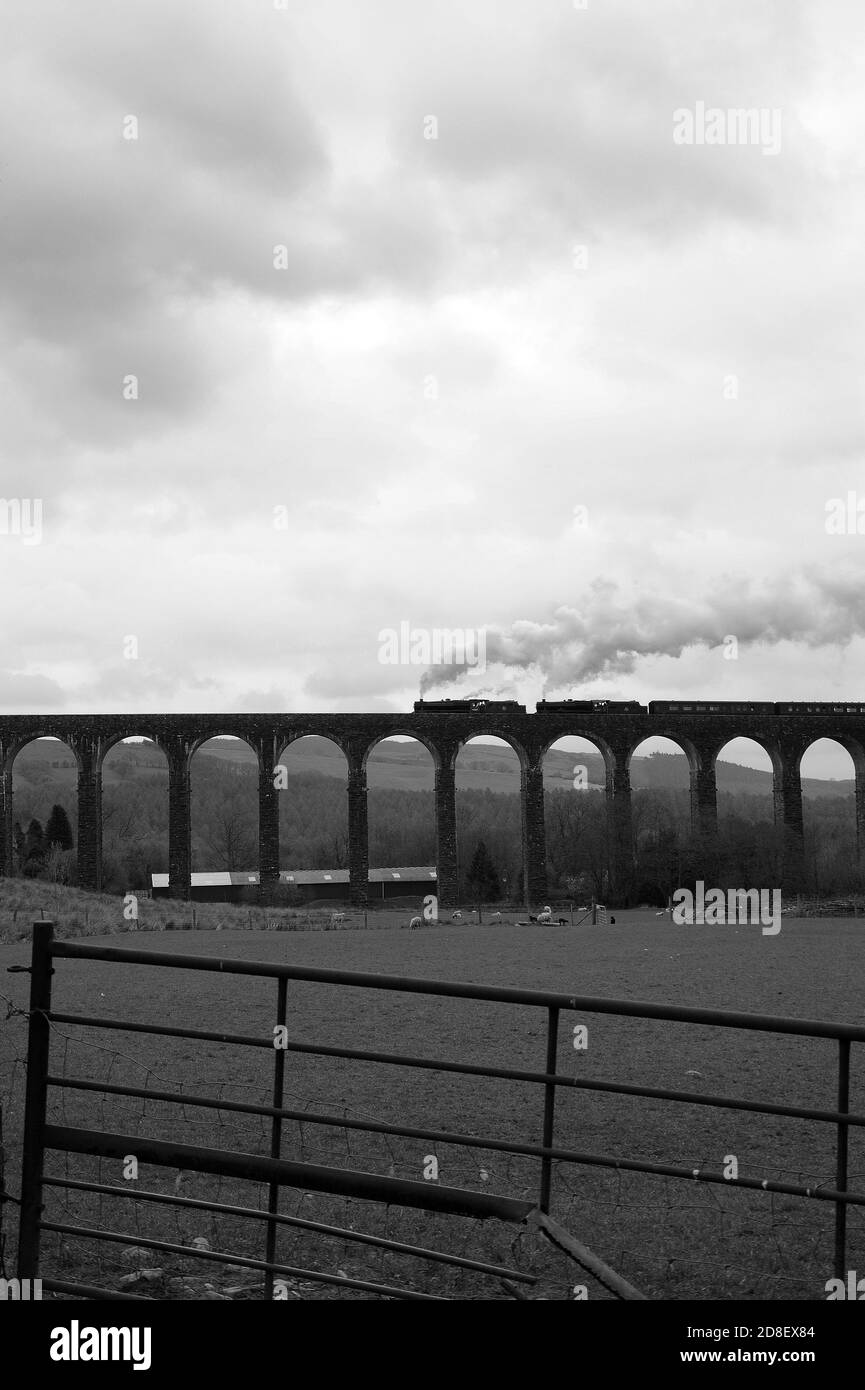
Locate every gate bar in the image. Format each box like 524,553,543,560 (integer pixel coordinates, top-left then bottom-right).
17,920,54,1280
265,976,288,1299
42,1279,155,1301
39,1222,446,1301
46,938,865,1039
539,1006,559,1212
49,1069,865,1131
834,1038,851,1279
35,1095,865,1206
531,1211,648,1301
44,1176,536,1283
42,1124,534,1220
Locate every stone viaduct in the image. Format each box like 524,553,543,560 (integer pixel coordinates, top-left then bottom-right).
0,707,863,906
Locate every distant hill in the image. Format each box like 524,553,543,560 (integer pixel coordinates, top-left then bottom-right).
9,735,853,800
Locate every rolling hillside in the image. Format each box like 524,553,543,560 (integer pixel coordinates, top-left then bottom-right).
8,734,853,799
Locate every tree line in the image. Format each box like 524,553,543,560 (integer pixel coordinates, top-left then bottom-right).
8,761,862,899
10,805,76,883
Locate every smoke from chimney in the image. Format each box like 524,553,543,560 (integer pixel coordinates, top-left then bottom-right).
418,571,865,695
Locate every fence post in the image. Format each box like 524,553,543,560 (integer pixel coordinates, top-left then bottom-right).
0,1102,5,1274
834,1037,851,1280
265,976,288,1298
539,1006,560,1213
18,920,54,1280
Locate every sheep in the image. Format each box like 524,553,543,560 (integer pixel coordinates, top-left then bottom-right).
330,911,345,926
490,910,502,922
408,915,422,930
451,910,463,921
536,906,553,924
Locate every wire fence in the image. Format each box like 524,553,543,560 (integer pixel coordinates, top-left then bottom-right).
2,921,865,1300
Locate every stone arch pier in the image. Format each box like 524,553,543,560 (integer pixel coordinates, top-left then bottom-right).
2,706,863,907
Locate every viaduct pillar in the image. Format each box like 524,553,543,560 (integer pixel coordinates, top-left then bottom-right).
1,764,12,876
258,734,280,903
856,765,865,875
776,745,805,894
74,736,101,892
521,756,547,908
608,747,634,907
347,760,368,906
691,752,719,883
168,745,192,901
434,753,458,908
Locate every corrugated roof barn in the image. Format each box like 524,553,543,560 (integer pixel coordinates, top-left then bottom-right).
151,867,437,903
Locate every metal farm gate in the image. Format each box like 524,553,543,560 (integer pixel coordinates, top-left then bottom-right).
12,920,865,1300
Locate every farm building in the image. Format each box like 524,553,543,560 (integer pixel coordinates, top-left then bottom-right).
151,866,437,905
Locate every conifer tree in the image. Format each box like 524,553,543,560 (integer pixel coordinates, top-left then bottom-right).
466,839,500,902
45,804,74,851
25,818,45,862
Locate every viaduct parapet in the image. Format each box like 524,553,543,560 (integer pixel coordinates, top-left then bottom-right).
1,708,863,906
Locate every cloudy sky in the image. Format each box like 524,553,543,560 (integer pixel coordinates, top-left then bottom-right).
2,0,865,773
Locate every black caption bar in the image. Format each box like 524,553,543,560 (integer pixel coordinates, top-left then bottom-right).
1,1298,858,1378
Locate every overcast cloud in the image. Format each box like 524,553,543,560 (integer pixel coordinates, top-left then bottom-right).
2,0,864,772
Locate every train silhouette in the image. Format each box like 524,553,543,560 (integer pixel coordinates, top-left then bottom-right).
414,698,526,713
415,698,865,715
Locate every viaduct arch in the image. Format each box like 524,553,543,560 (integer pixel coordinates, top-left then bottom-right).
2,707,864,907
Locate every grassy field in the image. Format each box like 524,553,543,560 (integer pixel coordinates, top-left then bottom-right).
0,875,413,945
2,896,864,1301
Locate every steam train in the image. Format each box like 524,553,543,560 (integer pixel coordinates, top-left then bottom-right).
414,698,865,716
413,699,527,713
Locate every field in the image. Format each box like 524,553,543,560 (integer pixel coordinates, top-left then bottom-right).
2,898,864,1301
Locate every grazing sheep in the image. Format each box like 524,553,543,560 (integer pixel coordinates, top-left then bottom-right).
452,910,463,921
409,915,422,930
